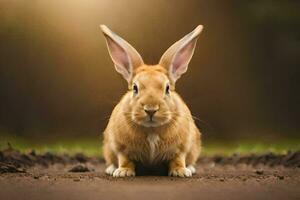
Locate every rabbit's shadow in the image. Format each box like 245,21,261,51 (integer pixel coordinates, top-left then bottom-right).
134,161,169,176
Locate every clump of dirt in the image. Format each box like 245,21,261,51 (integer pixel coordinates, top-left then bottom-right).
68,164,93,172
0,162,26,173
255,169,264,175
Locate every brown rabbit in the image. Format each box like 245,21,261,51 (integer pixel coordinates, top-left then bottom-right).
100,25,203,177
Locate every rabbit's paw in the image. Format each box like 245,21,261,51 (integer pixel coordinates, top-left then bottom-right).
187,165,196,174
113,167,135,177
169,167,192,177
105,164,117,175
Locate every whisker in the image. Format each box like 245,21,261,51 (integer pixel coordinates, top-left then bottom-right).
165,110,214,129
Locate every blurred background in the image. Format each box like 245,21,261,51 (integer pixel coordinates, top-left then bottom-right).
0,0,299,153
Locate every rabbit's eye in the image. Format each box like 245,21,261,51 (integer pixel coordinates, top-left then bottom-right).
165,84,170,95
133,84,138,94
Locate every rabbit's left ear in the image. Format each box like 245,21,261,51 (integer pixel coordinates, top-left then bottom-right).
159,25,203,83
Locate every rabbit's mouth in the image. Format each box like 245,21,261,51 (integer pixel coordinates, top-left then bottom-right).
131,114,171,128
138,121,163,128
141,120,162,128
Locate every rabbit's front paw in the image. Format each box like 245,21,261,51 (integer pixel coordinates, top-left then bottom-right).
187,165,196,174
113,167,135,177
105,164,117,175
169,167,192,177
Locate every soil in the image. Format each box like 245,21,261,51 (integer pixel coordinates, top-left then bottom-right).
0,148,299,200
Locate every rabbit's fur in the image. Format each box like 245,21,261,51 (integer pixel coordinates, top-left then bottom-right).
100,25,203,177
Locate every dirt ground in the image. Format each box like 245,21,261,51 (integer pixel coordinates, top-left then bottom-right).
0,148,299,200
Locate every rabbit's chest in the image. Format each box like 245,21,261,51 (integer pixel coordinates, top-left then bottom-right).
130,134,177,164
146,134,160,161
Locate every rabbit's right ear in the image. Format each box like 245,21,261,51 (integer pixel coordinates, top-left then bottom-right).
100,25,144,83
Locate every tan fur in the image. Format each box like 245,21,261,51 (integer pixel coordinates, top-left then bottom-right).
103,64,201,177
100,25,203,177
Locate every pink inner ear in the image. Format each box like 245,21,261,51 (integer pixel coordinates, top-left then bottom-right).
171,40,195,75
107,38,130,73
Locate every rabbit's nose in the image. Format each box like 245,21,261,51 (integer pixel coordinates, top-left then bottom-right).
144,109,157,118
144,105,159,119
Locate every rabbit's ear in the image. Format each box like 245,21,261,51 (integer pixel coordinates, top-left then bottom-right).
100,25,144,82
159,25,203,83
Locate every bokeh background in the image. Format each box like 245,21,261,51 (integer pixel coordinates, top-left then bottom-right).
0,0,299,147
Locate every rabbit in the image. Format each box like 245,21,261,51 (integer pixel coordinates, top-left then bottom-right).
100,25,203,177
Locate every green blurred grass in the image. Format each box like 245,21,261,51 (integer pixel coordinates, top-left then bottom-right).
0,134,299,157
0,135,102,157
202,140,300,156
